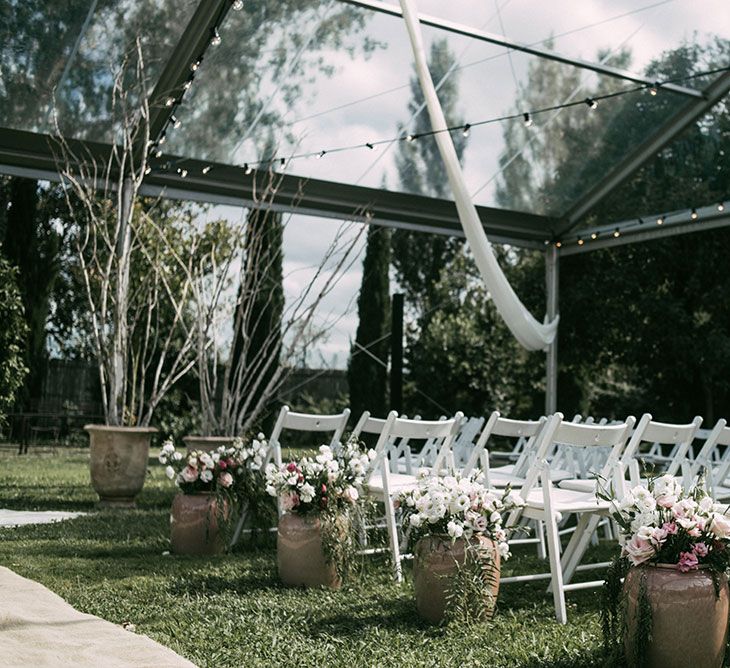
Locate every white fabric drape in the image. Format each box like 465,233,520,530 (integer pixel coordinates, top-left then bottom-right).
398,0,558,351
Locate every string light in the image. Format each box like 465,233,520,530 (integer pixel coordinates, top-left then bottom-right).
577,237,584,246
523,112,533,127
584,97,598,110
656,216,664,225
171,115,182,129
210,27,222,47
144,166,152,175
691,208,698,220
718,202,725,212
244,163,253,175
202,166,212,174
231,0,244,9
165,97,175,107
649,82,659,96
613,228,620,238
177,168,188,178
182,76,194,91
191,59,201,72
405,134,415,142
280,157,286,167
317,150,326,159
555,241,562,248
154,148,163,158
591,232,598,240
365,142,375,150
158,132,167,145
462,124,471,137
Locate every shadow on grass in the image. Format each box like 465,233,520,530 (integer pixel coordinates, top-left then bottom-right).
308,599,430,638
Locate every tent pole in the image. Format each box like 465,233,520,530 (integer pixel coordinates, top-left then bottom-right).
545,246,559,414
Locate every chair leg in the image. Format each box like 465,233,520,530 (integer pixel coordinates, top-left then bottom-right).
541,466,567,624
383,494,403,583
561,514,601,586
229,503,250,548
535,520,547,560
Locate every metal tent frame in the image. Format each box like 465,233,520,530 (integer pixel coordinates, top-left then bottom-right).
1,0,729,414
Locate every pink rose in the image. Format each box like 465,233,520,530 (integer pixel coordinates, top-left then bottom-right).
219,471,233,488
181,466,198,483
693,542,709,557
218,460,228,470
286,462,297,473
623,535,655,566
678,551,699,572
662,521,678,535
710,513,730,540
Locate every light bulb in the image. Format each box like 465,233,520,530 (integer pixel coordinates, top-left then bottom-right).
585,97,598,110
202,166,211,174
191,59,201,72
244,163,253,175
158,132,166,145
555,241,562,248
405,134,415,142
154,148,163,158
649,84,658,96
365,142,375,150
232,0,244,9
144,166,151,175
165,97,175,107
171,115,181,129
523,112,533,127
591,232,598,240
577,238,584,246
691,208,698,220
182,76,194,90
462,124,471,137
718,202,725,212
656,216,664,225
317,150,326,159
177,168,188,178
210,28,222,46
613,228,620,238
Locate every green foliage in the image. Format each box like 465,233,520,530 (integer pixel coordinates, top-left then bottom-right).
348,226,391,417
444,542,499,625
0,254,29,423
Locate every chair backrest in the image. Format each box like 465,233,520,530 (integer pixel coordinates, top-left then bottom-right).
461,411,546,477
269,405,351,465
371,411,464,476
518,413,636,503
692,418,730,481
621,413,702,477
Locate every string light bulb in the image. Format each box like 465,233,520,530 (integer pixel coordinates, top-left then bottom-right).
365,142,375,150
202,166,211,174
182,76,194,91
584,97,598,110
649,82,659,96
177,168,188,178
405,133,415,142
613,228,620,238
244,163,253,175
210,27,222,46
591,232,598,240
231,0,244,9
154,148,163,158
718,202,725,212
171,115,182,129
462,124,471,137
577,237,584,246
165,97,175,107
317,150,326,159
158,132,167,145
144,166,151,175
191,59,201,72
691,208,698,220
523,112,533,127
555,241,562,248
656,216,664,225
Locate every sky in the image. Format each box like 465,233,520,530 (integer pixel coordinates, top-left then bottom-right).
207,0,730,370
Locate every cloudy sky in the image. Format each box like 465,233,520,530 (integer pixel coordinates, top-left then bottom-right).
216,0,729,369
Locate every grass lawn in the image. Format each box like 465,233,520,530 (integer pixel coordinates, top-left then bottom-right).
0,449,616,668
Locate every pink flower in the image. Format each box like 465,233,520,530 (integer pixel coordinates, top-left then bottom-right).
218,460,228,470
710,513,730,540
693,542,709,557
181,466,198,483
280,491,300,512
678,551,699,572
219,471,233,488
662,521,678,535
286,462,297,473
623,535,655,566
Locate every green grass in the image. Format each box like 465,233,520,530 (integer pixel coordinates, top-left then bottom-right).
0,451,613,668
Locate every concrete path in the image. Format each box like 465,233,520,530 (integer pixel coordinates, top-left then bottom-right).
0,509,85,527
0,567,197,667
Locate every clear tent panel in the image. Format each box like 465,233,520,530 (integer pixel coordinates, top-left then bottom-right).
0,0,199,142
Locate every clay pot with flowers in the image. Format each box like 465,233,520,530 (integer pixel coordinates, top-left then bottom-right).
265,441,374,589
399,472,524,623
600,474,730,668
159,437,268,555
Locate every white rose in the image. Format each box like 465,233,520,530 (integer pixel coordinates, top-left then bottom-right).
710,513,730,539
300,483,316,503
165,466,175,480
409,513,424,528
447,521,464,539
200,469,213,483
172,451,183,461
162,441,175,454
343,486,359,503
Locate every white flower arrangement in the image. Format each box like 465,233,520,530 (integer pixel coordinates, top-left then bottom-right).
265,441,375,515
398,471,524,559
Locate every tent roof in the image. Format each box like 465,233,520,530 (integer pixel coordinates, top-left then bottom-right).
0,0,728,249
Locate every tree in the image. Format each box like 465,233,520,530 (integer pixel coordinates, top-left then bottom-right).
1,178,60,409
392,39,467,310
0,254,28,424
348,225,391,418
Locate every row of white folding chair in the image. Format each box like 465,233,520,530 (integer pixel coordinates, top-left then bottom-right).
690,419,730,499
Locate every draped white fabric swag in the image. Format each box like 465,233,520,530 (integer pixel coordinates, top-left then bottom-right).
398,0,558,351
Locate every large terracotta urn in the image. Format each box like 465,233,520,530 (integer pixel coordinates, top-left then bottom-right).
277,513,342,589
624,564,729,668
85,425,157,508
170,493,228,555
183,435,236,453
413,535,501,623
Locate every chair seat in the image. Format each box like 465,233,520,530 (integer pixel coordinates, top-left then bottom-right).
365,472,418,495
490,466,574,487
523,487,610,514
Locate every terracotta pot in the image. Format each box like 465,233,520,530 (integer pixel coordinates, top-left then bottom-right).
170,493,229,555
277,513,343,589
85,424,157,508
413,535,501,623
183,435,236,453
624,564,729,668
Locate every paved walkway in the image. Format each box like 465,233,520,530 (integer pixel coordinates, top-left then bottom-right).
0,509,85,527
0,567,197,667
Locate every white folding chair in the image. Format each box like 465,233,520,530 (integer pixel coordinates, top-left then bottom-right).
451,416,486,468
363,411,464,582
690,419,730,499
229,405,351,546
503,413,636,624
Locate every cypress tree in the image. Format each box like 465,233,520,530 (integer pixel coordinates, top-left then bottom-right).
348,226,391,418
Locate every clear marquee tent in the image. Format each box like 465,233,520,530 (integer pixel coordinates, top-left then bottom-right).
1,0,729,410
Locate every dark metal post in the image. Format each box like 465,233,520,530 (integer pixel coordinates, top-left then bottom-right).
390,293,404,413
